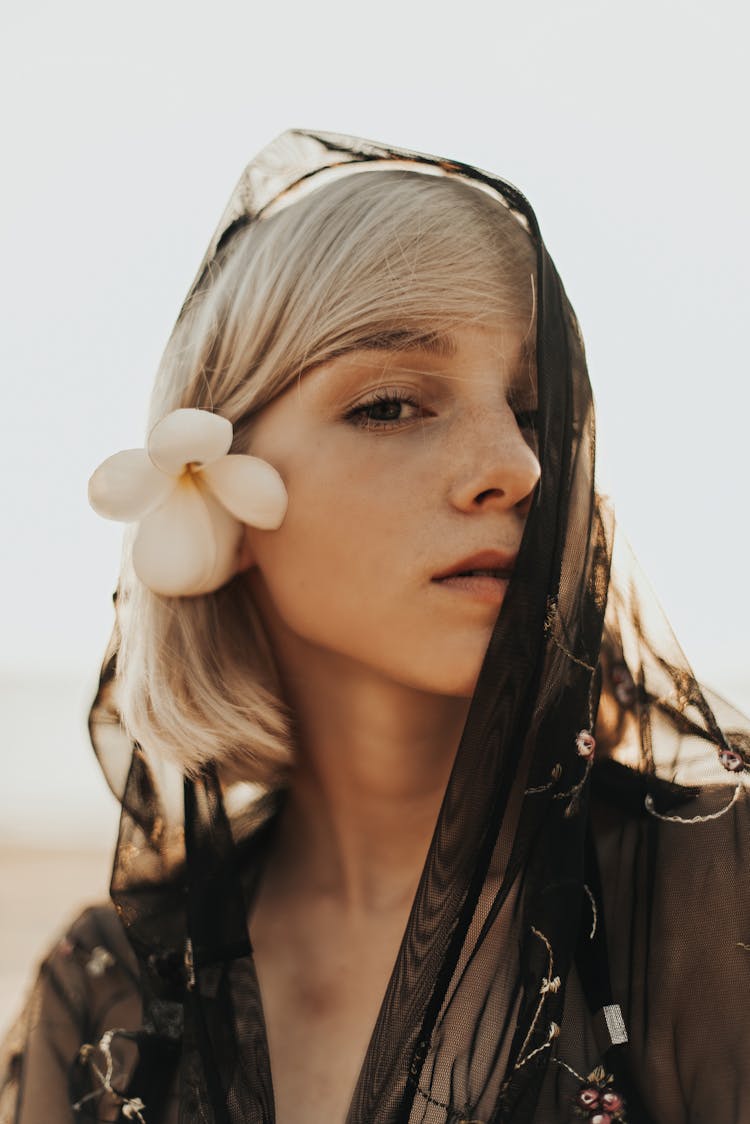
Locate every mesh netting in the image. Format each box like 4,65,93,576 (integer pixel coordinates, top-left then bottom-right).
2,130,749,1124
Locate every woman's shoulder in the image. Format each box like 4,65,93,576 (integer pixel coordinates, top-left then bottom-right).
30,897,141,1016
52,898,139,969
591,760,750,1121
0,899,144,1124
591,758,750,954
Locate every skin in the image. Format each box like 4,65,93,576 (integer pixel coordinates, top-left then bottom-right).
235,320,541,1123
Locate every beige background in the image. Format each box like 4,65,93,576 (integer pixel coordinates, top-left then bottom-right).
0,849,112,1034
3,0,749,1045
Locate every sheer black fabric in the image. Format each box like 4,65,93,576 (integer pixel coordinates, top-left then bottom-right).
3,130,749,1124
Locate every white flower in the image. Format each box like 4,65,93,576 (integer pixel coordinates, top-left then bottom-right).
88,408,288,596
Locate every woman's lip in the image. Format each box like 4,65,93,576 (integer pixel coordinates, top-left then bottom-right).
431,574,510,604
432,549,518,581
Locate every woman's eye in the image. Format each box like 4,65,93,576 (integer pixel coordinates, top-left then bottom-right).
345,390,422,431
344,392,538,434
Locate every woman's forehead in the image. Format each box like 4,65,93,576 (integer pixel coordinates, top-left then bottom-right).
299,322,537,398
325,321,533,364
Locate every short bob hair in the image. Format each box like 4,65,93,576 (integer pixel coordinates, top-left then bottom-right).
115,168,537,789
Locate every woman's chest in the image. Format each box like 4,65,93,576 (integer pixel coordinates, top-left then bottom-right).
250,900,409,1124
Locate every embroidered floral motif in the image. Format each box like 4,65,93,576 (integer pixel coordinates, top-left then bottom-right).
570,1065,626,1122
719,731,750,773
575,730,596,759
122,1097,146,1119
644,784,743,824
719,748,745,772
510,929,561,1073
524,761,563,795
85,945,116,977
583,883,598,939
610,662,636,708
73,1028,146,1122
412,1083,484,1122
552,729,596,818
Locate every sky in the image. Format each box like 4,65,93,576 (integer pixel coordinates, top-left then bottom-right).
1,0,749,841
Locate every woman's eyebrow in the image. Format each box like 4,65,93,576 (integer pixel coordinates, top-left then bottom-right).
309,329,537,393
333,330,459,360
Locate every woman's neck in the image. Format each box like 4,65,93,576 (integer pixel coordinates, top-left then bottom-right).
257,652,471,917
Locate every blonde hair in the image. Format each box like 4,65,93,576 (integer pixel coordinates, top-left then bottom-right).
116,168,537,789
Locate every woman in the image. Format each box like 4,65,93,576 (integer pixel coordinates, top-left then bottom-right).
2,129,748,1124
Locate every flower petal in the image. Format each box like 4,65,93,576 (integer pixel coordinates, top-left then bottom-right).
88,449,176,522
132,477,217,596
190,483,246,595
199,455,288,529
147,409,233,475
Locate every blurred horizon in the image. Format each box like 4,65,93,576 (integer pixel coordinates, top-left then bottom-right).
3,664,749,851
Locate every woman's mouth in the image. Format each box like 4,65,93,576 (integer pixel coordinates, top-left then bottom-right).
432,571,510,604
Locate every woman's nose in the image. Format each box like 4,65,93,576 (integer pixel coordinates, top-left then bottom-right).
447,403,541,514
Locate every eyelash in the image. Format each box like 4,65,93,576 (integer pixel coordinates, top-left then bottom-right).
344,389,422,431
344,389,540,433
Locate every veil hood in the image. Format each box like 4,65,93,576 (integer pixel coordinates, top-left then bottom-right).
86,130,750,1124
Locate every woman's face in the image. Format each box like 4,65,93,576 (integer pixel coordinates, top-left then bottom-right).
240,321,541,699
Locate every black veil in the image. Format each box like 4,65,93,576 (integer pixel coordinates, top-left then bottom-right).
78,130,750,1124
